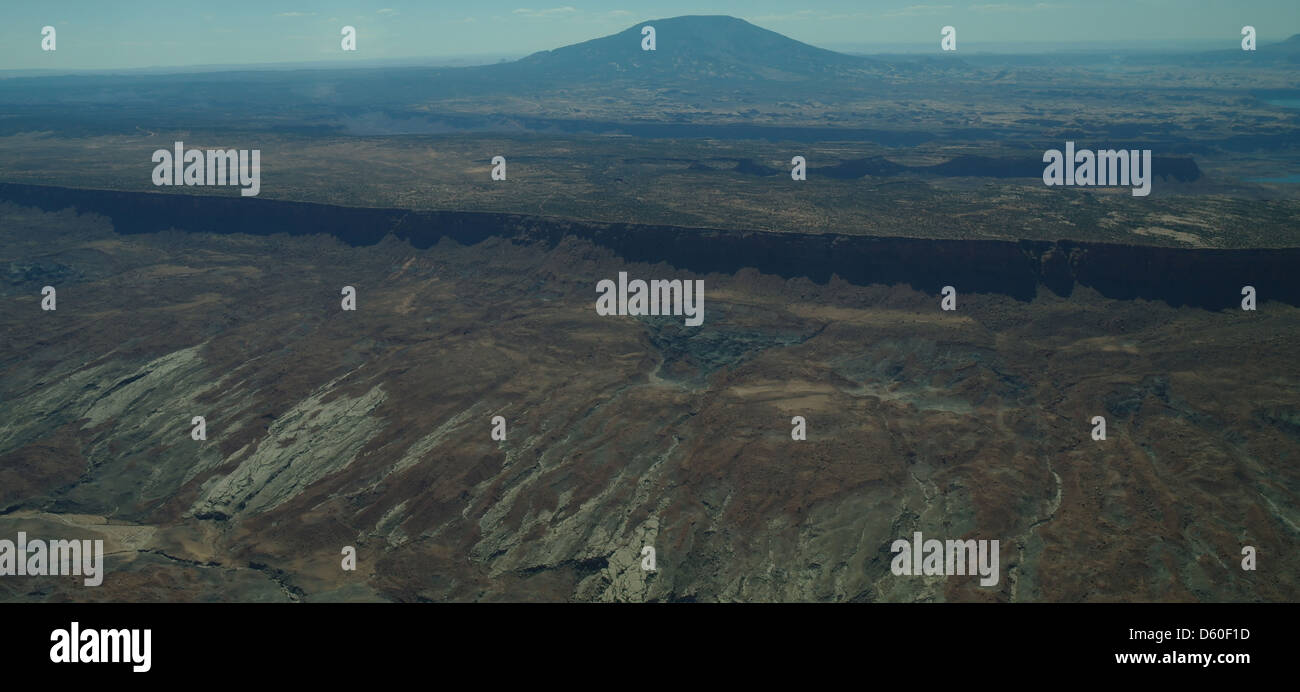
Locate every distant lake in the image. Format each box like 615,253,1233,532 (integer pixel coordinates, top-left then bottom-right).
1247,174,1300,183
1264,99,1300,109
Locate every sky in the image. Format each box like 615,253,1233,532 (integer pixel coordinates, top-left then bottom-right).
1,0,1297,71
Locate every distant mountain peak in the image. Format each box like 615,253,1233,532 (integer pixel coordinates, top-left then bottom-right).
511,14,880,83
1271,33,1300,56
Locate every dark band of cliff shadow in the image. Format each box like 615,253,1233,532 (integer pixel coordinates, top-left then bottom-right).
1,183,1296,310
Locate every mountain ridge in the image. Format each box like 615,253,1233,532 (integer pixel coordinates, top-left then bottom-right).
502,14,887,84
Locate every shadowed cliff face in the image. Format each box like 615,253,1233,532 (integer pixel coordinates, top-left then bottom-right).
0,183,1293,311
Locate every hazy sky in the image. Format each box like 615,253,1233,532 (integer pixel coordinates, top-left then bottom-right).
2,0,1297,70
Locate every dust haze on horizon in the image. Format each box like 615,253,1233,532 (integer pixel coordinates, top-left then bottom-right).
2,0,1298,72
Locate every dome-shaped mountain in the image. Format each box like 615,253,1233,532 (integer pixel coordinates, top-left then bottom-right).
507,15,881,84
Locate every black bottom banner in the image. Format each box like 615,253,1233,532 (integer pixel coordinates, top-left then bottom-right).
0,602,1284,680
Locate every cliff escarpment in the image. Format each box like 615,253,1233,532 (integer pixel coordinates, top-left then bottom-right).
2,187,1298,604
0,182,1293,309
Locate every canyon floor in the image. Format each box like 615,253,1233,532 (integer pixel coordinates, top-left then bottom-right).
1,201,1297,602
